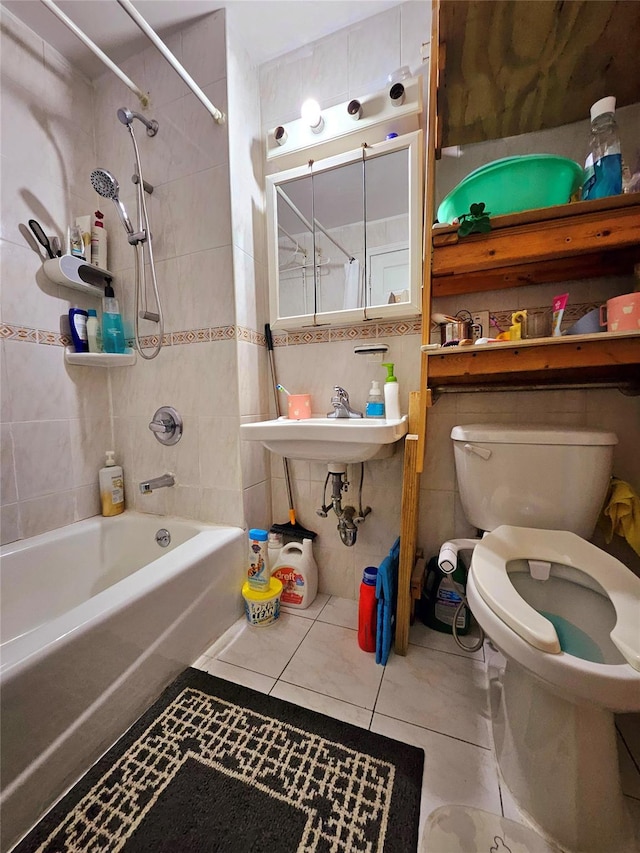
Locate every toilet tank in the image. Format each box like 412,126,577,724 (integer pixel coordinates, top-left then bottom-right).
451,424,618,539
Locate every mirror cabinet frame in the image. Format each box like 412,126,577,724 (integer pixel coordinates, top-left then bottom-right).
266,130,423,331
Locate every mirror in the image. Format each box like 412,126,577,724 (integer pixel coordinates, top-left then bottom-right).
266,131,423,329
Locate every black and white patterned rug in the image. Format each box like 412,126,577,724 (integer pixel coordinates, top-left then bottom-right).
15,668,423,852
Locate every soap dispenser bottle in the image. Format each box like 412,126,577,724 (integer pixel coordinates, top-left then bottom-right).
365,380,385,418
99,450,125,517
381,363,400,420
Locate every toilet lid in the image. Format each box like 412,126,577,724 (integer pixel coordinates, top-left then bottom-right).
472,526,640,671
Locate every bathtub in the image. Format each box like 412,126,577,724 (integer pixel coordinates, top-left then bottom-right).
0,512,245,852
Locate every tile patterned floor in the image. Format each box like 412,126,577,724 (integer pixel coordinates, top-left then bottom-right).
193,595,640,849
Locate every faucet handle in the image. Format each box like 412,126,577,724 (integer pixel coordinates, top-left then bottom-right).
333,386,349,401
148,406,183,446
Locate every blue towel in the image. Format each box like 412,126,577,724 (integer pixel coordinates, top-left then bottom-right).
376,537,400,665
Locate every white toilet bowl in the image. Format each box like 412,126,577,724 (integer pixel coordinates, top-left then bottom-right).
468,525,640,853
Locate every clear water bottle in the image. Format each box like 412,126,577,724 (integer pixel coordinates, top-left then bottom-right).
583,96,622,201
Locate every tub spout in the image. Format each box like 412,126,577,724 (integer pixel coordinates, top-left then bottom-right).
139,473,175,494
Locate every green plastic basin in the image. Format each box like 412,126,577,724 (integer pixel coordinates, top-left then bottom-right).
437,155,585,224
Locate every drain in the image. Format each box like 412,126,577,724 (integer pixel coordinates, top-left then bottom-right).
155,528,171,547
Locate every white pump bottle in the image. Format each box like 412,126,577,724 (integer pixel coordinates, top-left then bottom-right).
381,362,401,420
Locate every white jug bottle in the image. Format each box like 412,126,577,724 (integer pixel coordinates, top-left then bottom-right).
271,539,318,609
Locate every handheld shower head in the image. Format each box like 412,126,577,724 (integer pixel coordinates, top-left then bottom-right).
90,168,134,236
117,107,159,137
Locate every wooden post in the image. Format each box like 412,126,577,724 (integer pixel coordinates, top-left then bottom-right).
395,433,420,655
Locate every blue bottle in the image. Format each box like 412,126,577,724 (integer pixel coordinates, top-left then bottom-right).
102,283,125,354
582,96,622,201
68,307,89,353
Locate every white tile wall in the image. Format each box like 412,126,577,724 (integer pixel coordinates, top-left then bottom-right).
0,8,109,543
1,5,270,543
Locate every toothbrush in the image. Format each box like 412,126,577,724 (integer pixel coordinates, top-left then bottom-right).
276,384,291,396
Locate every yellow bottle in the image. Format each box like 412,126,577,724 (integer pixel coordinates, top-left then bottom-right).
99,450,125,516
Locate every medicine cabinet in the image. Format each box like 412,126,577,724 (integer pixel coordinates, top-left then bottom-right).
266,130,423,330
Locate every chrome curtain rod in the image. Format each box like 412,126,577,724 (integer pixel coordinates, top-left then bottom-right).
40,0,148,106
276,186,355,262
117,0,225,125
39,0,226,124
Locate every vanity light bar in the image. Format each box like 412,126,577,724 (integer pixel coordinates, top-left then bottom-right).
267,75,422,163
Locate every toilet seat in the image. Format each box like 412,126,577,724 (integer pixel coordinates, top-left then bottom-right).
472,525,640,671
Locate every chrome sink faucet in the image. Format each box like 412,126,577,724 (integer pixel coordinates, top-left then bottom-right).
139,472,175,494
327,386,363,419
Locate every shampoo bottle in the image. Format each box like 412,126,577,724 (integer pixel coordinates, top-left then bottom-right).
91,210,108,269
68,307,89,353
102,283,126,354
86,308,102,353
365,380,385,418
99,450,125,516
381,363,400,420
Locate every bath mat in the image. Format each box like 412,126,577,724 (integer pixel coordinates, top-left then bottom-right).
421,805,562,853
14,668,423,852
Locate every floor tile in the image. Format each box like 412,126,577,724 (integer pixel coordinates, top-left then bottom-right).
499,777,531,826
376,644,491,748
618,713,640,766
626,797,640,850
317,596,358,630
191,654,212,670
201,658,276,694
370,713,502,847
270,681,372,729
619,734,640,800
279,620,384,710
281,592,329,620
200,616,246,659
409,619,484,662
215,612,312,678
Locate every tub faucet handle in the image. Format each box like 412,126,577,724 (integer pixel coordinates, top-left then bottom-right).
148,406,183,445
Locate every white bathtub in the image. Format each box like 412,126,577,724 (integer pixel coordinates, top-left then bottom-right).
0,512,245,852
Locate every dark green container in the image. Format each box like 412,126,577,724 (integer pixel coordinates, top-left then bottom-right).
419,556,470,635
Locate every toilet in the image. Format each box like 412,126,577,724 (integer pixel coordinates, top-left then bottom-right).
451,424,640,853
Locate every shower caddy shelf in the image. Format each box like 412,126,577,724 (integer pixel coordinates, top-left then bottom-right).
64,348,137,367
43,255,113,298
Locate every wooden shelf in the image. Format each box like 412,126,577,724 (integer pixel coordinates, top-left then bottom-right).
423,332,640,391
431,195,640,297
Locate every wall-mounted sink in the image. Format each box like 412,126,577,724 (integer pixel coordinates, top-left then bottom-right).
240,416,408,463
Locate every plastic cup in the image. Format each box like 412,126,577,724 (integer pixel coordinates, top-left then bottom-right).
287,394,311,419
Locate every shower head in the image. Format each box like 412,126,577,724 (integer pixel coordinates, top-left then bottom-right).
90,168,134,236
91,167,120,199
117,107,159,137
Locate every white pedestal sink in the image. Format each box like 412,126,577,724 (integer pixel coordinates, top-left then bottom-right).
240,416,409,463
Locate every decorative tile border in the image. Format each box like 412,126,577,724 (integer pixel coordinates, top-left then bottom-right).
0,305,599,353
0,323,265,350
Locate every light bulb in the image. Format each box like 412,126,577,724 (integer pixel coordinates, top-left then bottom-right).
300,98,324,133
